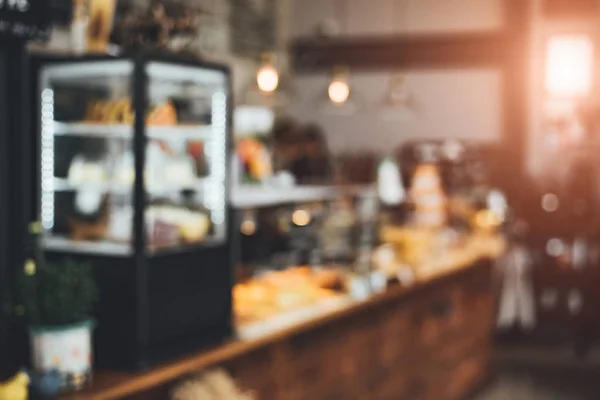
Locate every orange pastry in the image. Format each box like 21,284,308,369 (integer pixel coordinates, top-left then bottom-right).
147,102,178,125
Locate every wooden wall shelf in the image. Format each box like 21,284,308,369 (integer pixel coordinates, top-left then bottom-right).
292,32,513,72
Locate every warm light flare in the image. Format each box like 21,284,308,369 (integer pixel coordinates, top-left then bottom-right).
328,79,350,104
257,64,279,93
241,219,256,236
292,209,311,227
545,35,594,98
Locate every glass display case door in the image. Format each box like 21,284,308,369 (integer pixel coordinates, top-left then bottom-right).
143,62,228,254
40,60,136,255
39,58,229,256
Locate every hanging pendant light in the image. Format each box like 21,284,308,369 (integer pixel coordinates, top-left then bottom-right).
328,67,351,104
242,52,296,109
378,73,416,121
240,210,258,236
256,52,279,94
317,66,362,116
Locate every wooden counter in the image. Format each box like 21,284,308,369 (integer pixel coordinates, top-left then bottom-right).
63,260,495,400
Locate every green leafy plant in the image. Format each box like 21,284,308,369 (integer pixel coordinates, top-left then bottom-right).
15,259,98,327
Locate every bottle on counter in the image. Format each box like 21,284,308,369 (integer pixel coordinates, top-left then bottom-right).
320,198,358,265
377,155,405,206
71,0,89,54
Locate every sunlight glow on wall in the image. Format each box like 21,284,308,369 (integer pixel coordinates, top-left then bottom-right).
545,35,594,98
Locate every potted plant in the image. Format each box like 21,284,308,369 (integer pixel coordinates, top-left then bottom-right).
12,223,98,393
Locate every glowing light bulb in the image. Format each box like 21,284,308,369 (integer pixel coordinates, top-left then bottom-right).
546,238,565,257
257,65,279,93
292,209,311,227
542,193,559,212
241,219,256,236
328,79,350,104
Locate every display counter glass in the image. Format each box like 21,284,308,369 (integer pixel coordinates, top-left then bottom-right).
39,59,228,256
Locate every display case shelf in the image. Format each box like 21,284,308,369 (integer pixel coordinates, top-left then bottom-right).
148,125,213,141
147,236,226,256
53,122,132,138
43,236,226,257
231,184,376,208
53,122,212,141
52,178,130,194
52,177,211,195
44,236,132,256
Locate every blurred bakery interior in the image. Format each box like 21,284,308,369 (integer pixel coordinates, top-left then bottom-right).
2,0,600,399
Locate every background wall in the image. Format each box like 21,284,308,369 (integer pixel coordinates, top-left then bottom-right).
285,0,506,155
290,70,502,154
43,0,293,104
290,0,503,37
526,0,600,178
43,0,600,176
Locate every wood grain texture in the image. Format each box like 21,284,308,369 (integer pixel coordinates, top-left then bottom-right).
226,264,495,400
292,32,512,72
61,261,495,400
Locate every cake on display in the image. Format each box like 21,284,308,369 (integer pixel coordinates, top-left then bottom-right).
410,163,447,229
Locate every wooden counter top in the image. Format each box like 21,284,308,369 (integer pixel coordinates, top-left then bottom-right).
62,261,492,400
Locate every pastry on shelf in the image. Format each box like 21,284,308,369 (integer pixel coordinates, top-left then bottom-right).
109,197,210,248
84,100,104,121
114,151,136,186
233,267,344,325
108,98,135,124
74,188,106,216
312,268,343,289
146,207,181,248
160,154,197,188
83,98,180,125
107,206,133,243
259,268,310,288
84,98,134,124
410,163,447,228
372,244,398,276
68,155,108,185
187,141,210,177
147,101,178,126
116,143,190,189
147,205,212,246
146,141,169,189
179,212,210,243
237,137,272,182
257,266,343,290
68,196,110,241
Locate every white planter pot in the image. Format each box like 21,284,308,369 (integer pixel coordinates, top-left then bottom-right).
29,320,95,392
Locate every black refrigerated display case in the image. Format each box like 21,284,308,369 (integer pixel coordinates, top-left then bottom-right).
33,53,236,369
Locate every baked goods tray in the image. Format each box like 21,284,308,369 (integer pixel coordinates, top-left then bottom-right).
236,295,355,341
